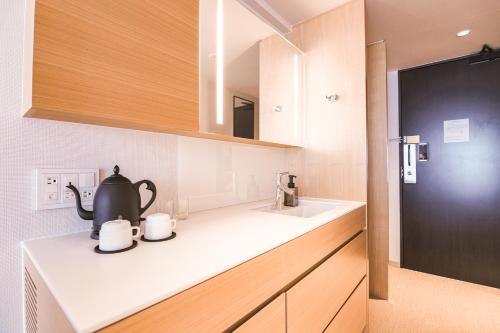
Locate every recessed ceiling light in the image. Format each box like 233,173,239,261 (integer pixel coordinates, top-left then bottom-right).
456,29,471,37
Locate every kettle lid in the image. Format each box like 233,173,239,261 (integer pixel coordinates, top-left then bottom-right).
101,165,132,185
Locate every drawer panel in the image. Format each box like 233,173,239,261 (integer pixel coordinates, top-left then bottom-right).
286,231,367,333
324,277,367,333
234,294,285,333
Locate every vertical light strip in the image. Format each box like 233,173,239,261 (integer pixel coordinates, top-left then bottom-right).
216,0,224,125
293,54,299,140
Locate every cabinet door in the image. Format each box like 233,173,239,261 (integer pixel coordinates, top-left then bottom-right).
234,294,286,333
24,0,199,133
324,278,367,333
286,231,367,333
24,253,75,333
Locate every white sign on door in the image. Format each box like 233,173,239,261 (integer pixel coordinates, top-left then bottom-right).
444,119,469,143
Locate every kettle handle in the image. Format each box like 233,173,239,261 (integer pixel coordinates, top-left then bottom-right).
135,180,157,215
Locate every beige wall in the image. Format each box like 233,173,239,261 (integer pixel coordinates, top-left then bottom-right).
367,41,389,299
286,0,367,201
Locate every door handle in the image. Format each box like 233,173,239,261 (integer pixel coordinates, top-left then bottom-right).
404,144,416,183
408,145,411,166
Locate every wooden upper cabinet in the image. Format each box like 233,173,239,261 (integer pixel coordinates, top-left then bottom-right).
22,0,199,133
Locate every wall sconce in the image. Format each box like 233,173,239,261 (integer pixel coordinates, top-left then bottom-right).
326,94,339,103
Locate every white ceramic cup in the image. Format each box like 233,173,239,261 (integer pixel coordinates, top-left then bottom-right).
99,219,140,251
144,213,177,240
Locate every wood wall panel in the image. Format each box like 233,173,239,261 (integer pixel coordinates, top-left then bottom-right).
26,0,199,133
98,206,366,333
286,0,367,201
366,41,389,299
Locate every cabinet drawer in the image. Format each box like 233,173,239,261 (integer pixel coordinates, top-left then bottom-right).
286,231,367,333
324,277,367,333
234,294,286,333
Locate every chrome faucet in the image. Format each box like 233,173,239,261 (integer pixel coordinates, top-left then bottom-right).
274,172,294,210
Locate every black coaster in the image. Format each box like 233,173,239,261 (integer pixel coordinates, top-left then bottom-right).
141,232,177,242
94,240,138,254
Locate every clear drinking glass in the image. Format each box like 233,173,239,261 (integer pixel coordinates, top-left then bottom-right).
175,198,189,220
155,199,174,217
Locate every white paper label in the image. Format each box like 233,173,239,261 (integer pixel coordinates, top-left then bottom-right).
444,119,469,143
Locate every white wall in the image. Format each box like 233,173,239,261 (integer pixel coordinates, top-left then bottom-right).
0,2,287,331
387,70,401,263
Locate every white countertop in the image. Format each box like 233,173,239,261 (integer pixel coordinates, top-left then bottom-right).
22,198,365,333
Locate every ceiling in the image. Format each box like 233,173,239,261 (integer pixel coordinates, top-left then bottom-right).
264,0,352,25
262,0,500,70
366,0,500,70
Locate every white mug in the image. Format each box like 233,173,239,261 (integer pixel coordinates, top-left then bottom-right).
99,219,140,251
144,213,176,240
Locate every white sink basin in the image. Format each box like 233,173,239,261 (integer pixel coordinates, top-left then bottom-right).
254,199,342,218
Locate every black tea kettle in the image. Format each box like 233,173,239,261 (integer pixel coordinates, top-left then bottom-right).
67,165,157,239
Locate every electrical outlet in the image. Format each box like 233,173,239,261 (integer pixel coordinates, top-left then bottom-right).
64,191,75,201
62,173,78,189
42,174,60,204
35,169,99,210
62,174,78,203
82,188,94,202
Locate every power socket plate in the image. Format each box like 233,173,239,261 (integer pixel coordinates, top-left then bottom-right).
35,168,99,210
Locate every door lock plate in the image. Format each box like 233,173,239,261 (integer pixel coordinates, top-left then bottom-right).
403,144,417,183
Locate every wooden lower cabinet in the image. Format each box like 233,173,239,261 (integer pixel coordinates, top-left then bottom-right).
100,207,366,333
26,207,367,333
24,255,75,333
286,232,367,333
233,294,286,333
324,278,368,333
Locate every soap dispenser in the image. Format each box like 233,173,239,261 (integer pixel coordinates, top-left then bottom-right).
284,175,299,207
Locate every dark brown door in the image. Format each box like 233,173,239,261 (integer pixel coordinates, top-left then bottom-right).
400,54,500,288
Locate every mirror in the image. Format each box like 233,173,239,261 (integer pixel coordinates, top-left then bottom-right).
200,0,305,146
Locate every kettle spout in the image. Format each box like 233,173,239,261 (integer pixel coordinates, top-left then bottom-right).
66,184,94,220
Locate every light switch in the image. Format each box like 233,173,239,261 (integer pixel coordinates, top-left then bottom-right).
79,173,95,188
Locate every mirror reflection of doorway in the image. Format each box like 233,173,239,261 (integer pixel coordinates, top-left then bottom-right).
233,96,255,139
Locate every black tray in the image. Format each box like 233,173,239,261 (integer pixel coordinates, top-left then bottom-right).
94,240,138,254
141,232,177,242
